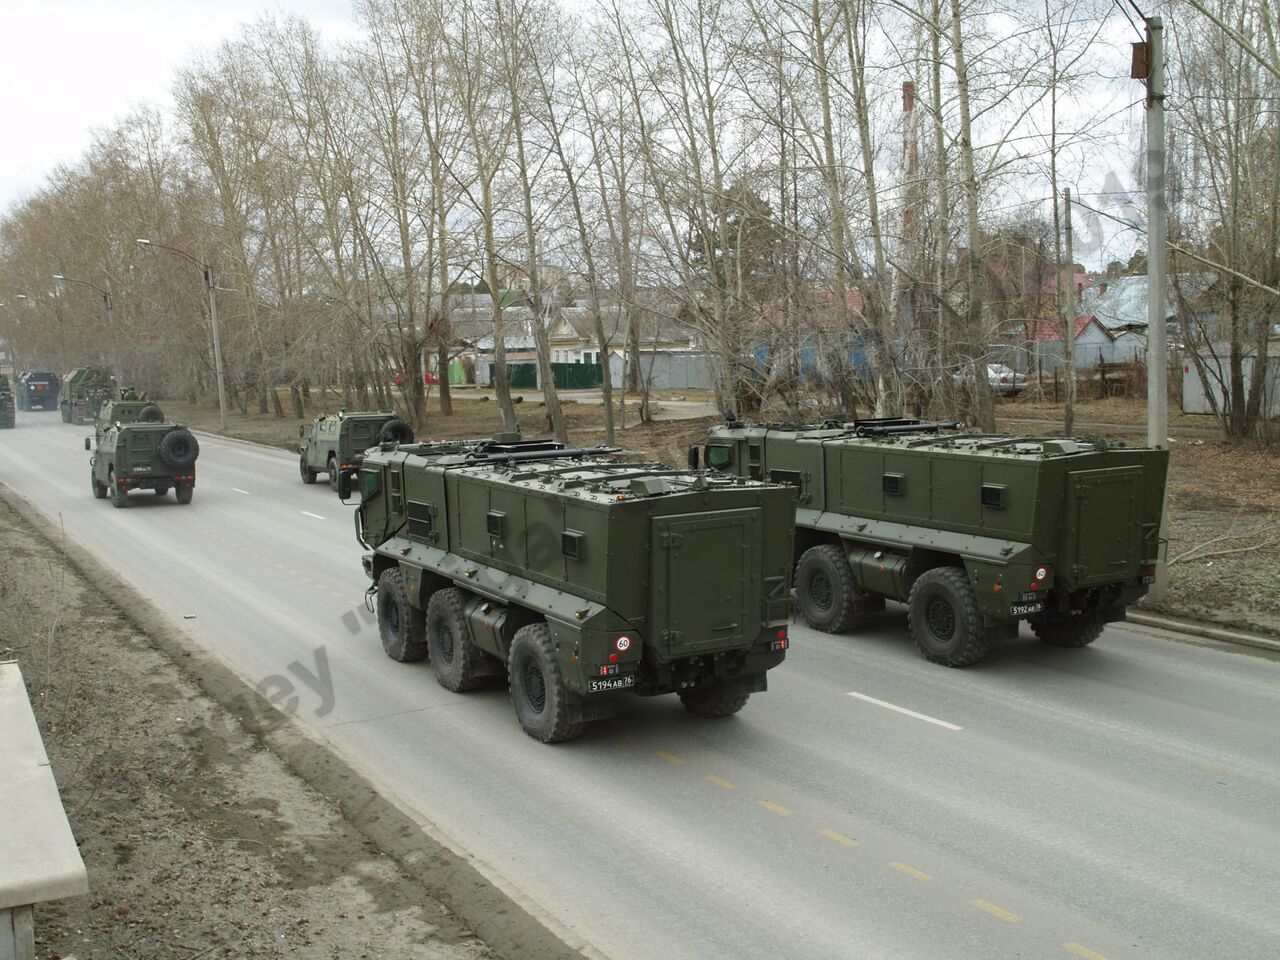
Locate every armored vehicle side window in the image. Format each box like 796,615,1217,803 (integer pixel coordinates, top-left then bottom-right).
486,511,505,537
389,468,403,512
769,469,802,488
407,501,435,540
981,483,1006,508
882,473,904,496
561,530,585,560
361,470,379,498
706,445,733,469
748,444,762,479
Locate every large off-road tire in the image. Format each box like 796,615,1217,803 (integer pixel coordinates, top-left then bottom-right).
175,482,194,505
795,544,861,633
508,623,583,743
299,454,317,484
91,472,106,499
377,567,427,662
137,404,164,423
1032,615,1106,648
158,428,199,471
378,418,415,445
108,470,128,508
327,455,339,492
427,588,488,692
678,682,751,718
907,566,991,667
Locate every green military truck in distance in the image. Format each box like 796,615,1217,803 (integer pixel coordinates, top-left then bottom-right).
348,437,796,742
706,419,1169,666
62,366,115,423
0,376,15,428
299,411,414,490
86,400,200,506
16,370,60,411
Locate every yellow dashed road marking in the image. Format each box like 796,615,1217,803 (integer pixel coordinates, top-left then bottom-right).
888,861,932,881
704,774,735,790
757,800,792,817
819,829,858,847
1064,945,1110,960
656,751,684,765
971,899,1020,922
330,592,346,600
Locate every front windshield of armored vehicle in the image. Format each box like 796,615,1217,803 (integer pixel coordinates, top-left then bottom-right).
706,444,734,470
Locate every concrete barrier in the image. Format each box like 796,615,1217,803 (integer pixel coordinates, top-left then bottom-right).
0,661,89,960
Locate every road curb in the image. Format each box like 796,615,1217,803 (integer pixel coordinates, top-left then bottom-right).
190,428,294,455
1126,611,1280,654
0,481,589,960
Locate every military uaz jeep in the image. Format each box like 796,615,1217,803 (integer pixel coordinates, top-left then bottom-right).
706,419,1169,666
86,401,200,506
351,437,796,742
299,411,413,490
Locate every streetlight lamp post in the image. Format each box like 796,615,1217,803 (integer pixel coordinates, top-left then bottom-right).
53,274,117,385
136,239,228,431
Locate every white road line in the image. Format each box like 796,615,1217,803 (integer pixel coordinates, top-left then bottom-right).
846,691,962,731
232,488,251,495
300,510,326,520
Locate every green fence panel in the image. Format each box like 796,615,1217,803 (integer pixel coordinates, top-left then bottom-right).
489,362,539,389
448,361,468,384
550,362,603,389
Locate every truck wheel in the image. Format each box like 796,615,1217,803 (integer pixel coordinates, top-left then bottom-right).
1032,616,1105,648
159,428,199,471
109,470,128,508
377,568,427,662
378,418,415,444
508,623,583,743
175,483,194,505
907,567,990,666
678,682,751,718
795,544,861,633
427,588,487,692
300,455,317,484
137,404,164,423
91,473,106,499
328,455,339,492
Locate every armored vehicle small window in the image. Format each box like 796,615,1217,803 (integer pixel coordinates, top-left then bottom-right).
389,468,403,511
981,483,1006,508
882,473,904,496
407,502,435,540
486,511,505,537
562,530,585,560
706,445,733,469
769,469,802,488
748,444,761,463
361,471,379,497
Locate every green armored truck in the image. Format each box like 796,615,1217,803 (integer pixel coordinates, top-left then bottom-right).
16,370,59,411
349,437,796,742
62,366,115,423
0,376,15,429
706,419,1169,666
86,400,200,506
299,411,413,490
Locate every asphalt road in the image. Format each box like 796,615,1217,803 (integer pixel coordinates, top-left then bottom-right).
2,411,1278,960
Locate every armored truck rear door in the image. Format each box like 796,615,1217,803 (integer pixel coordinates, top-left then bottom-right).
1065,466,1144,586
650,509,761,659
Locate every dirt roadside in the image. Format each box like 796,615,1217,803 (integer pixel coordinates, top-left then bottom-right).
0,487,583,960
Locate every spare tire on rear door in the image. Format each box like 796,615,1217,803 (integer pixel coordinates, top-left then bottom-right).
378,418,414,444
138,404,164,423
159,428,200,471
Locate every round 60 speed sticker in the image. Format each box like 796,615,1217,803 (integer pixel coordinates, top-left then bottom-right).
616,636,631,652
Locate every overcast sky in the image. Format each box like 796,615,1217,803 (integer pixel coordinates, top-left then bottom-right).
0,0,359,215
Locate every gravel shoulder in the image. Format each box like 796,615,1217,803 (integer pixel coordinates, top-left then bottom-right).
0,486,579,960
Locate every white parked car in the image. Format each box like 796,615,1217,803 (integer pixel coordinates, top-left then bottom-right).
986,363,1028,396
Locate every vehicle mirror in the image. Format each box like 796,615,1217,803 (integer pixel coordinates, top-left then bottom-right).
337,468,353,501
84,437,91,451
687,445,699,470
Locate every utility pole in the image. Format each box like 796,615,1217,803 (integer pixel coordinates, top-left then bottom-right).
1137,16,1170,601
203,262,229,432
1063,187,1076,435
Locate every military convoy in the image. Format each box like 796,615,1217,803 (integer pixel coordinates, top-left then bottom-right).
705,419,1169,666
299,411,413,490
0,376,15,429
86,400,200,506
62,366,115,424
16,371,59,411
347,435,796,742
